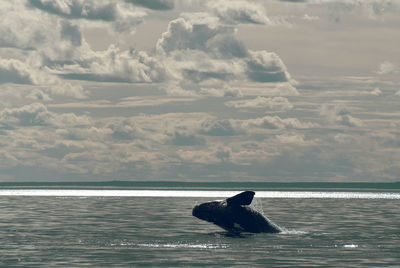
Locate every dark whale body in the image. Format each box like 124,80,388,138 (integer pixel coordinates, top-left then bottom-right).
192,191,281,233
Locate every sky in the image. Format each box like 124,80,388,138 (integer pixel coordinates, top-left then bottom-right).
0,0,400,182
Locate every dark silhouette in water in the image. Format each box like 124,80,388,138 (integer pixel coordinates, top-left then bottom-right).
192,191,281,233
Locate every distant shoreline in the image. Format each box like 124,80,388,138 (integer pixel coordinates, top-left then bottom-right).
1,181,399,191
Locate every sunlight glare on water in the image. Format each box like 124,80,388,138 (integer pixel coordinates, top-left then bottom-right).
0,189,399,199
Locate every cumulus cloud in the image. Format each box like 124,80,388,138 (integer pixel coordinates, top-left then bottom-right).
0,103,54,128
126,0,174,10
225,96,293,111
377,61,399,75
28,0,146,32
58,46,166,83
244,115,317,129
320,104,364,127
246,50,292,82
155,11,294,95
177,146,232,165
169,131,206,146
364,87,382,96
302,14,320,20
276,133,306,144
208,0,271,25
200,119,240,136
0,103,92,129
0,59,36,85
1,0,295,100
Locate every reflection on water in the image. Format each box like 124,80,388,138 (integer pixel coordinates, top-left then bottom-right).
1,189,400,199
0,194,399,266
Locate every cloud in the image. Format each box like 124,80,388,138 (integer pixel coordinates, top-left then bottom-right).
27,0,146,32
0,103,92,129
276,133,306,144
200,119,240,136
1,1,295,100
246,50,292,83
377,61,399,75
126,0,174,10
58,46,166,83
364,87,382,96
320,104,364,127
244,115,317,129
155,12,294,95
27,89,52,102
302,14,320,20
60,20,82,46
177,146,232,165
208,0,271,25
0,59,36,85
0,103,53,128
169,131,206,146
225,96,293,111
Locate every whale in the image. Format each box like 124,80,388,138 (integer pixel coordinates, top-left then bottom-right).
192,191,281,233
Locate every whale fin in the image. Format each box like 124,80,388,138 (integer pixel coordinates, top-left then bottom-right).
226,191,255,206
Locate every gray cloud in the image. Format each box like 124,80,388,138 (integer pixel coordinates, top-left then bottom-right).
29,0,118,21
27,0,146,32
320,104,364,127
170,131,206,146
200,119,240,136
244,116,317,130
208,0,271,25
225,96,293,111
60,21,82,46
0,59,35,85
377,61,399,75
246,50,291,83
0,103,53,128
155,12,294,95
126,0,174,10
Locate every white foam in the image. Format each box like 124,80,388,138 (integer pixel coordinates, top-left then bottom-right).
343,244,359,248
137,243,228,249
280,228,309,235
0,189,399,199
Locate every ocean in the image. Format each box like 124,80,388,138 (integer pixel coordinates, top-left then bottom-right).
0,185,399,267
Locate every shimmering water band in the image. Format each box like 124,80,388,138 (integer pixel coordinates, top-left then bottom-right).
0,190,399,199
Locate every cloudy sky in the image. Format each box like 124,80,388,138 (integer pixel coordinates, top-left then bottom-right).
1,0,399,182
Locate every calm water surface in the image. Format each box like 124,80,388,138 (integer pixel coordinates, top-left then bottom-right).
0,191,399,267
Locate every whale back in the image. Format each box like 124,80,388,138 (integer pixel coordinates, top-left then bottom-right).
192,191,281,233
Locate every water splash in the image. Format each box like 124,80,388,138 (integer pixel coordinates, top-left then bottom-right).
137,243,228,249
343,244,358,248
280,228,309,235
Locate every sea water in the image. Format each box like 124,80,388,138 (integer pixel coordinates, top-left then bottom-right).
0,190,399,267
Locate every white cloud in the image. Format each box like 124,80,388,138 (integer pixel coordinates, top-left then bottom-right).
244,115,317,130
276,133,306,144
58,46,166,83
0,103,92,129
200,118,241,136
225,96,293,111
27,0,147,32
302,14,320,21
246,50,292,83
364,87,382,96
208,0,271,25
377,61,399,75
155,12,295,95
0,59,36,85
126,0,175,10
0,103,54,128
320,104,364,127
